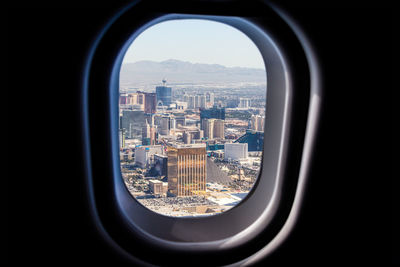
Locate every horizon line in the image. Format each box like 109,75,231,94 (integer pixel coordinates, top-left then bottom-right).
122,58,265,70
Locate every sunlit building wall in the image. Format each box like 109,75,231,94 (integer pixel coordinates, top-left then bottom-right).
213,119,225,139
202,118,215,139
167,144,207,196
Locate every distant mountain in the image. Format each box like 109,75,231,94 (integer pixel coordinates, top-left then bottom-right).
120,59,266,88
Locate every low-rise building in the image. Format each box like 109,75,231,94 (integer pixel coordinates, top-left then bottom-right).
149,180,168,197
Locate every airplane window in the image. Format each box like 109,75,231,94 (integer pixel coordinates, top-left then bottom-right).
118,19,266,217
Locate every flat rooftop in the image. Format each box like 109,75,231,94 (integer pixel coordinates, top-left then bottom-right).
170,143,206,149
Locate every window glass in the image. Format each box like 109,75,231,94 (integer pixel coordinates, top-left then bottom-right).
119,19,266,217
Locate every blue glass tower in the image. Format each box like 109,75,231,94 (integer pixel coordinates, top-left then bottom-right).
156,79,172,107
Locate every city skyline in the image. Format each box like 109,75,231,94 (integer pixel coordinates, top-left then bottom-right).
119,80,265,216
119,19,265,217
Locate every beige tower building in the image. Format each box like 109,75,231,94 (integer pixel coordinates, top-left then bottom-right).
251,115,265,132
213,119,225,139
167,144,207,196
202,118,214,139
201,118,224,140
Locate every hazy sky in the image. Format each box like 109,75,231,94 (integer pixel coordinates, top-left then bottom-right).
122,19,265,69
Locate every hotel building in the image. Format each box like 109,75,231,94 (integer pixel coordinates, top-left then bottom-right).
167,144,207,196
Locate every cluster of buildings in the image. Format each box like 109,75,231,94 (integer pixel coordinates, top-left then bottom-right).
119,80,265,215
183,92,214,109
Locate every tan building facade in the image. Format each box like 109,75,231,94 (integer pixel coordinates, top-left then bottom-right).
202,118,214,139
213,119,225,139
167,144,207,196
149,180,168,197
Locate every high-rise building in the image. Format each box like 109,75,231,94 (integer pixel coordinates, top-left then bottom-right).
195,94,206,109
158,116,170,135
201,118,224,140
206,92,214,107
250,115,265,131
167,144,207,196
156,80,172,107
224,143,248,161
200,107,225,130
202,118,215,139
184,94,195,109
143,92,156,114
213,119,225,139
239,98,251,108
184,94,208,109
120,110,147,138
142,120,156,145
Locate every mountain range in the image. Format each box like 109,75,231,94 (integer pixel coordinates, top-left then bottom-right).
120,59,266,88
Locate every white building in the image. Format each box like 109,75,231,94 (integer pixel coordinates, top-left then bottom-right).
135,145,164,168
224,143,248,161
184,94,207,109
239,98,251,108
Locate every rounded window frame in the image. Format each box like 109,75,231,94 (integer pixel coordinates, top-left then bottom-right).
111,14,290,246
83,2,320,265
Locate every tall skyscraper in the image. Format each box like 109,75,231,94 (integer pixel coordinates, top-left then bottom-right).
156,80,172,107
213,119,225,139
167,144,207,196
250,115,265,131
239,98,251,108
155,115,171,136
200,107,225,130
143,92,156,114
142,120,156,145
206,92,214,107
195,94,206,109
120,110,147,138
202,118,215,139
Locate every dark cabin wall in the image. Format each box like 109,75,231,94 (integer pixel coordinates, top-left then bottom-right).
7,1,394,265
